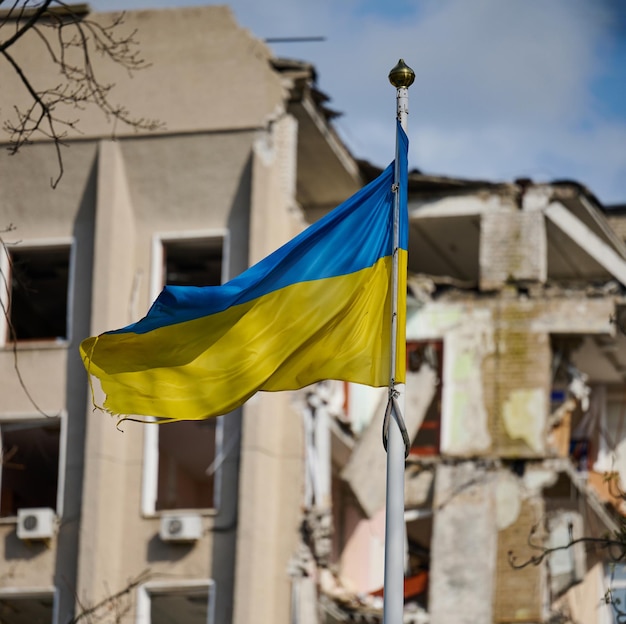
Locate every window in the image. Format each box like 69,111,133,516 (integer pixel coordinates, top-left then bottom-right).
2,244,72,343
143,234,227,515
136,581,214,624
163,238,223,287
156,420,218,511
0,417,64,517
404,511,432,611
0,590,56,624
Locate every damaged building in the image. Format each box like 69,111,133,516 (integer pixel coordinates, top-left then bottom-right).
1,4,626,624
297,177,626,624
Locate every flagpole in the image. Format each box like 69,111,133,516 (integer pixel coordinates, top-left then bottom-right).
383,59,414,624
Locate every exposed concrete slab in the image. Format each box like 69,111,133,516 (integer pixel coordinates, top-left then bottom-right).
341,365,437,517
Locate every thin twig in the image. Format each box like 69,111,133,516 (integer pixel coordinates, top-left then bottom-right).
1,2,163,186
67,569,153,624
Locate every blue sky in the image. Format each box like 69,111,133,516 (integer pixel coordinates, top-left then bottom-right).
91,0,626,206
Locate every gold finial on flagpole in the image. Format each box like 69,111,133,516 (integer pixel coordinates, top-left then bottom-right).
388,59,415,88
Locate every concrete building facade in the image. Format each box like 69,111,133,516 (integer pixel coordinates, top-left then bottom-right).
0,5,360,624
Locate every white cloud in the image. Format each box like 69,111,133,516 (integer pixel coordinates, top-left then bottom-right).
91,0,626,203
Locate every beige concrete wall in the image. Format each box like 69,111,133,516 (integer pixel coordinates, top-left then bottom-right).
76,138,140,612
75,131,258,620
119,132,256,232
0,142,97,233
233,115,306,624
0,128,260,619
1,6,286,142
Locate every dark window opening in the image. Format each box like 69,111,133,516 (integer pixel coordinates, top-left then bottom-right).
408,340,443,456
150,588,209,624
0,420,61,517
0,593,54,624
156,419,216,511
404,516,432,609
7,246,70,341
163,238,223,287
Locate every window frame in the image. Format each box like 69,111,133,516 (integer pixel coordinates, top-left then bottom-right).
0,410,68,521
0,238,75,348
149,229,230,295
141,230,229,517
135,579,215,624
0,586,58,624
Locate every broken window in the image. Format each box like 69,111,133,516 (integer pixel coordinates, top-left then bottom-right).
408,340,443,456
143,236,225,514
156,419,217,511
163,237,223,287
0,418,61,517
149,585,211,624
0,591,55,624
404,511,432,611
5,245,71,342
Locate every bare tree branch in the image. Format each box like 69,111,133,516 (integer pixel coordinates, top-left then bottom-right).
509,505,626,622
508,533,626,571
0,1,162,187
0,0,53,50
66,569,153,624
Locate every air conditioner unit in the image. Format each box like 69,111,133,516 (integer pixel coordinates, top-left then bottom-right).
17,508,56,541
159,514,202,543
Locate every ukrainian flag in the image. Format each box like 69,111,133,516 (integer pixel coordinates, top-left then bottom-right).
80,124,408,421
